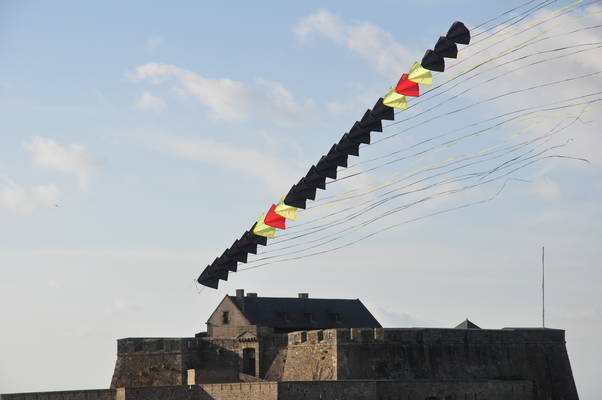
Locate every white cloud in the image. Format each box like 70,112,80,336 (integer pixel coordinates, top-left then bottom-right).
24,137,96,189
129,63,313,124
453,4,602,165
532,178,563,200
324,83,381,115
0,177,60,214
145,35,165,51
294,10,413,77
255,78,314,125
33,184,60,205
152,134,299,194
0,178,32,214
326,101,348,113
135,91,166,112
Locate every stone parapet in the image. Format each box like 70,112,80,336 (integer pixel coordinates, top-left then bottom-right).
0,389,115,400
281,327,566,345
1,380,535,400
117,338,199,355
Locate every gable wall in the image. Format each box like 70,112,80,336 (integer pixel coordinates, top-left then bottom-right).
207,297,256,338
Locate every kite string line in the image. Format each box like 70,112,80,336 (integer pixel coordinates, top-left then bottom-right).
379,62,602,150
470,0,557,36
347,70,602,181
294,93,602,221
270,129,569,247
338,92,602,184
250,146,582,264
471,0,560,39
308,91,602,213
383,29,602,137
348,42,602,176
378,1,602,129
299,110,582,217
241,154,581,271
280,106,574,247
379,20,602,151
254,116,584,262
264,129,568,251
430,1,602,91
301,101,598,223
303,112,593,217
453,0,597,68
268,108,592,248
383,38,602,140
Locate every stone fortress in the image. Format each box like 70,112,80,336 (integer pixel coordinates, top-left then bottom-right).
1,289,579,400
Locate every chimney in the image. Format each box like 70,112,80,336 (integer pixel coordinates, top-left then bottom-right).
298,293,309,299
246,292,258,297
236,289,245,299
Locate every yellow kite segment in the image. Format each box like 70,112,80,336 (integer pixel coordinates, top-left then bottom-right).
383,87,408,110
253,213,276,238
274,197,297,220
408,62,433,85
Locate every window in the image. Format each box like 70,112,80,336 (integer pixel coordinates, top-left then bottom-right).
329,312,341,322
222,311,230,324
277,312,291,321
303,312,315,322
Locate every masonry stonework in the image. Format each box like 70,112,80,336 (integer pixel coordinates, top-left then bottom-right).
102,327,577,399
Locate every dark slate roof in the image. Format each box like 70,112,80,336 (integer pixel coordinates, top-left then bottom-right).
229,296,382,330
454,318,481,329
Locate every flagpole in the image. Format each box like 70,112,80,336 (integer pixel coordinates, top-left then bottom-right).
542,246,545,328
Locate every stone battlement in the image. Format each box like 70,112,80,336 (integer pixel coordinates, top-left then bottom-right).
117,337,200,355
286,327,565,346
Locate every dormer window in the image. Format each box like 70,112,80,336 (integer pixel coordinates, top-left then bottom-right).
222,311,230,324
329,312,341,322
303,312,315,322
276,312,291,321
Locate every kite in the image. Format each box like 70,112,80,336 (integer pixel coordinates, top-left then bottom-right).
197,0,600,288
197,20,471,289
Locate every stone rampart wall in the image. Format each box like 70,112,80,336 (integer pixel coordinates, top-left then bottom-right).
375,380,533,400
118,380,533,400
332,328,576,400
106,328,578,399
110,338,198,388
116,383,278,400
110,337,243,387
2,380,533,400
277,380,533,400
259,335,288,380
203,383,278,400
281,330,336,381
194,338,241,383
0,389,115,400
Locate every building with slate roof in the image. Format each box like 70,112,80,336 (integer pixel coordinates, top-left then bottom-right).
206,289,381,338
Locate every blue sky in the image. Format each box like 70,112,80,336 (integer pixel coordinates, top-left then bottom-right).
1,1,601,398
